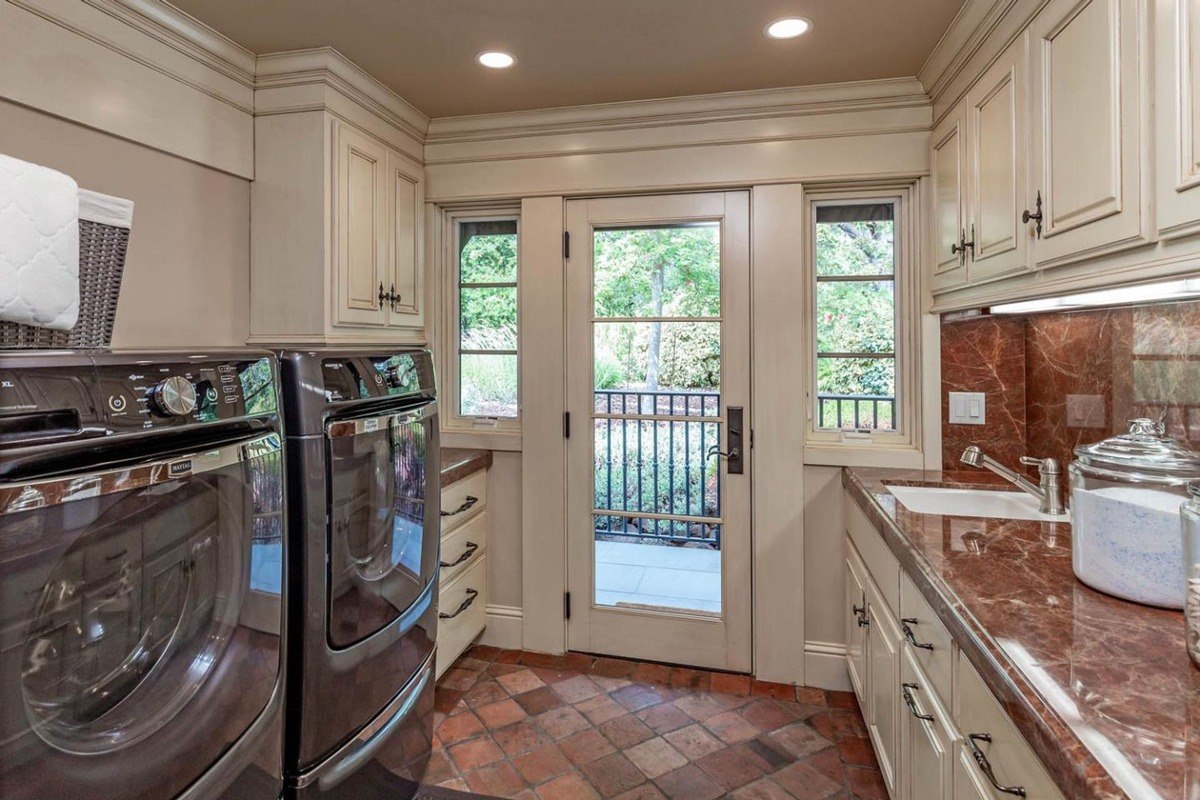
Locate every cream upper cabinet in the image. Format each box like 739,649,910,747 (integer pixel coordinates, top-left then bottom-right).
1157,0,1200,239
1027,0,1152,268
931,103,968,292
250,109,426,346
334,122,389,328
966,36,1030,284
386,150,424,326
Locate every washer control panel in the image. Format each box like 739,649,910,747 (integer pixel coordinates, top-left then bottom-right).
94,355,277,430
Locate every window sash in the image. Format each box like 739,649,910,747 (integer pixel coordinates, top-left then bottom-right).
453,215,520,421
811,198,902,436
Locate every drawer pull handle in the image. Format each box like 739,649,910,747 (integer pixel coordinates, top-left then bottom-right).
901,682,933,722
441,496,479,517
901,618,934,651
104,548,129,562
440,541,479,568
440,588,479,619
966,733,1027,798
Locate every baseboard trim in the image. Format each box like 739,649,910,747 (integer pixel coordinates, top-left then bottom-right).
804,641,852,692
478,604,523,650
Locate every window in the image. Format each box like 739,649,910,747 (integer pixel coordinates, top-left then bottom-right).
455,217,519,419
812,200,898,433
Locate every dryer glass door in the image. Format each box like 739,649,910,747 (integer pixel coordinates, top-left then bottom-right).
326,404,435,649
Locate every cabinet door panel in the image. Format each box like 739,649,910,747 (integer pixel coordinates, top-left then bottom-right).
900,651,952,800
932,106,968,291
953,747,993,800
1157,0,1200,238
866,580,900,795
1029,0,1150,267
335,122,388,327
845,548,869,703
968,37,1029,283
387,151,424,326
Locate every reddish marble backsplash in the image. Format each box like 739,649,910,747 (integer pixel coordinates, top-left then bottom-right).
941,300,1200,470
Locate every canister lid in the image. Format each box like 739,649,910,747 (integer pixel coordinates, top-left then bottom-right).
1073,418,1200,483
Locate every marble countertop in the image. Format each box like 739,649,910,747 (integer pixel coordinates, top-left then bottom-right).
440,447,493,485
844,467,1196,800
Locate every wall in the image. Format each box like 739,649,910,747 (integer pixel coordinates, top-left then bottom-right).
0,100,251,348
941,300,1200,470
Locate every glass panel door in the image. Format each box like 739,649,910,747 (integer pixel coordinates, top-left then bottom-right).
566,192,752,672
591,224,724,614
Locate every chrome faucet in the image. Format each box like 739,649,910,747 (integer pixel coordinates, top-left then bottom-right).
960,446,1067,515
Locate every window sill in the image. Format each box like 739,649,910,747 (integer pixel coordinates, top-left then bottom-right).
802,444,924,469
440,428,523,452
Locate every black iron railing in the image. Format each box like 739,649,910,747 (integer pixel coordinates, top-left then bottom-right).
816,393,896,431
593,389,722,547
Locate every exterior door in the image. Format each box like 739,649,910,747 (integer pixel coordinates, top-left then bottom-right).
565,192,752,672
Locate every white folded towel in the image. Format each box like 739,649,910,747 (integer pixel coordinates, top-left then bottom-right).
0,154,80,331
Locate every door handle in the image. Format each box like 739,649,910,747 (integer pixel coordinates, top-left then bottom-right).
726,406,745,474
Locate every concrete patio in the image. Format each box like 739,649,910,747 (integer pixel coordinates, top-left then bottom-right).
593,539,721,614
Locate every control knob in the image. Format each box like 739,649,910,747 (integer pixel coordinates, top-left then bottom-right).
149,376,197,417
384,364,413,389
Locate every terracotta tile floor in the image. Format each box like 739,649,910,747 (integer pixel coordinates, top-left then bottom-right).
428,646,887,800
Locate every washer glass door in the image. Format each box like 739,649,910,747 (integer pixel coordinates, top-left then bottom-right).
0,431,284,799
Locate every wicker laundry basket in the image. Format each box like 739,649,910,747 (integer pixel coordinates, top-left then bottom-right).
0,189,133,349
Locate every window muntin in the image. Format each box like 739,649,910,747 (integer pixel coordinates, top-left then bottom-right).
813,202,898,432
457,219,519,419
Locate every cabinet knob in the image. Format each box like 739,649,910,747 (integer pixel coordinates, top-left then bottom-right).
1022,191,1044,238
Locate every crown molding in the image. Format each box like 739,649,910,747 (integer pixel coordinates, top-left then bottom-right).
918,0,1047,124
255,47,430,139
104,0,256,84
425,77,929,145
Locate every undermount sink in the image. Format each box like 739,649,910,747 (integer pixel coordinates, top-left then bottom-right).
886,485,1070,522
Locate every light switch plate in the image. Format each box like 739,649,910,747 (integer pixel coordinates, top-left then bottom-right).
948,391,987,425
1066,394,1106,428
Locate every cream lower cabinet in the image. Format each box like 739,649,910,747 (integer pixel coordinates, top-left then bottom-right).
251,113,425,345
899,649,953,800
845,496,1066,800
865,576,902,796
436,468,489,678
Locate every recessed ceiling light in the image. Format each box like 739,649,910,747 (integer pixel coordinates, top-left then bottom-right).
765,17,812,39
476,51,516,69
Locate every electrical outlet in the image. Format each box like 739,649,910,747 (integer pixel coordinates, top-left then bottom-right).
948,391,986,425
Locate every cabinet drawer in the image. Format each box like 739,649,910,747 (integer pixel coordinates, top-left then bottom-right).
900,571,955,709
956,656,1065,800
900,647,956,800
846,496,900,614
440,511,486,585
436,554,487,677
440,469,486,534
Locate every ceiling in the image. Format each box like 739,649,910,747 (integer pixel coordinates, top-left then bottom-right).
171,0,965,119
